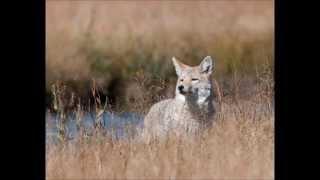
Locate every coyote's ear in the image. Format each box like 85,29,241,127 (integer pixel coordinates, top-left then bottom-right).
172,57,187,76
199,56,214,75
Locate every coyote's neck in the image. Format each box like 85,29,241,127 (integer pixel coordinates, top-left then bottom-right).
175,93,214,120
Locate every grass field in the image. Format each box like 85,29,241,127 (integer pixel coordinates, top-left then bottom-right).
46,1,274,179
46,85,274,179
46,64,273,179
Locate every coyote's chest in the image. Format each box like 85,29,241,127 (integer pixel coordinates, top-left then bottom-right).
161,99,213,134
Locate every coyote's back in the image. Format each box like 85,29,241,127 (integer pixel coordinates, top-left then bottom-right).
143,56,219,141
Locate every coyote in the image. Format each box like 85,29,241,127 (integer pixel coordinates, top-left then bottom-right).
143,56,219,140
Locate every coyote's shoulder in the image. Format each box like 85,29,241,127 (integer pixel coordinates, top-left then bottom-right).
143,56,218,140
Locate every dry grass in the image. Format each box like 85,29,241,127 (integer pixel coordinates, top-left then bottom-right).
46,63,274,179
46,86,274,179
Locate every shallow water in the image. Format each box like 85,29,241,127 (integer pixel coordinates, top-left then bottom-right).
46,111,144,144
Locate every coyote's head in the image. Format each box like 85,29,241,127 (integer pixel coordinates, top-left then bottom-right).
172,56,214,104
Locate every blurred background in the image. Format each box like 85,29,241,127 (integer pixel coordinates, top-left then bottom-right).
46,1,274,112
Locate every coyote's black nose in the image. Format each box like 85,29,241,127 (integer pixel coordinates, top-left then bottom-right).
178,85,184,92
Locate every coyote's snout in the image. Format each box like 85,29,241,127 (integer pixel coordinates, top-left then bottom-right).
143,56,218,140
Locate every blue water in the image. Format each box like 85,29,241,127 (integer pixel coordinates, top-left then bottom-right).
46,111,144,144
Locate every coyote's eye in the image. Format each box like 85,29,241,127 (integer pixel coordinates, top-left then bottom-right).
192,78,199,81
180,79,184,82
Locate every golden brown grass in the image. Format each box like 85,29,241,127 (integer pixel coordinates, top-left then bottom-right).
46,93,274,179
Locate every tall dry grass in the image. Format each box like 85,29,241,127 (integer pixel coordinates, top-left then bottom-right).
46,65,274,179
46,96,273,179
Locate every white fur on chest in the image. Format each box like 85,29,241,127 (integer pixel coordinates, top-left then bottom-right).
175,93,186,102
162,99,201,133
